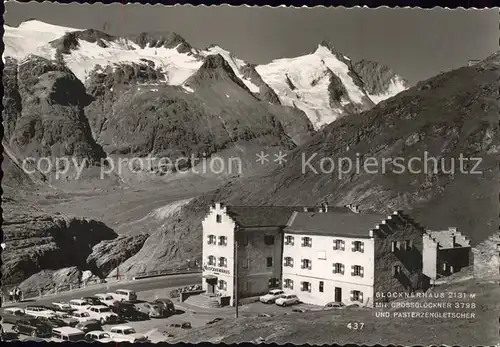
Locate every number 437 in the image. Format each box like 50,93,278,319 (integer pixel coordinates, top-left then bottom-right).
347,322,364,330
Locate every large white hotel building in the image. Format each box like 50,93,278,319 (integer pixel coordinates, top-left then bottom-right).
201,202,470,307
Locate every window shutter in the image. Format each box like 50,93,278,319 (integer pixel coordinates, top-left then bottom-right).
351,265,355,276
308,283,312,292
351,241,356,252
350,290,354,301
341,241,345,251
360,267,364,278
360,243,364,253
341,264,345,274
291,258,294,267
359,292,364,302
290,281,294,290
332,263,336,274
301,237,305,246
308,260,312,270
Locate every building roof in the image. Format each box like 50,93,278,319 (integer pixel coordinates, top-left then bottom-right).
284,211,387,238
427,229,470,248
226,206,299,228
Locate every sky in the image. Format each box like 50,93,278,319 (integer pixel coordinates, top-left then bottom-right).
4,2,499,85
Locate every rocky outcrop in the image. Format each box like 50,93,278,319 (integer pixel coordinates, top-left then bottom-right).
240,63,281,104
129,31,195,54
2,56,106,163
353,59,409,96
86,234,149,278
50,29,117,55
18,267,83,295
2,198,117,288
185,54,252,92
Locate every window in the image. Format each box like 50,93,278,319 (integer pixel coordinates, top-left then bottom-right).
352,265,364,277
404,240,412,250
284,279,294,289
208,255,216,266
218,280,227,290
352,241,364,253
301,259,312,270
285,235,295,246
218,236,227,246
333,239,345,250
300,281,312,292
284,257,294,267
242,235,249,246
242,259,249,269
393,265,402,277
391,241,400,252
302,237,312,247
216,214,222,223
319,281,324,293
268,278,280,288
218,257,227,267
350,290,363,302
264,235,275,245
266,257,273,267
332,263,344,274
207,235,216,245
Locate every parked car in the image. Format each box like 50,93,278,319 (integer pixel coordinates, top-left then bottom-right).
324,302,346,310
111,302,149,322
69,299,91,311
168,322,192,329
1,308,34,324
153,298,176,315
94,293,117,307
107,325,149,342
85,330,114,343
136,302,164,318
259,289,285,304
206,318,223,325
36,316,68,329
24,305,56,319
52,313,79,327
275,294,300,307
52,302,73,311
75,320,103,334
81,297,104,306
87,305,119,325
12,319,52,338
51,326,86,342
71,311,95,323
111,289,138,302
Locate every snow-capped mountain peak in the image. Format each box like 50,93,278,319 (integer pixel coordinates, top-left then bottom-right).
3,19,409,131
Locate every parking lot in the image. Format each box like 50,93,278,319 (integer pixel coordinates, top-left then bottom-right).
1,284,323,342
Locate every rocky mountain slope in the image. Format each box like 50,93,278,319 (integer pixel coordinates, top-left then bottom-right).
4,20,408,138
117,52,499,276
2,198,116,287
